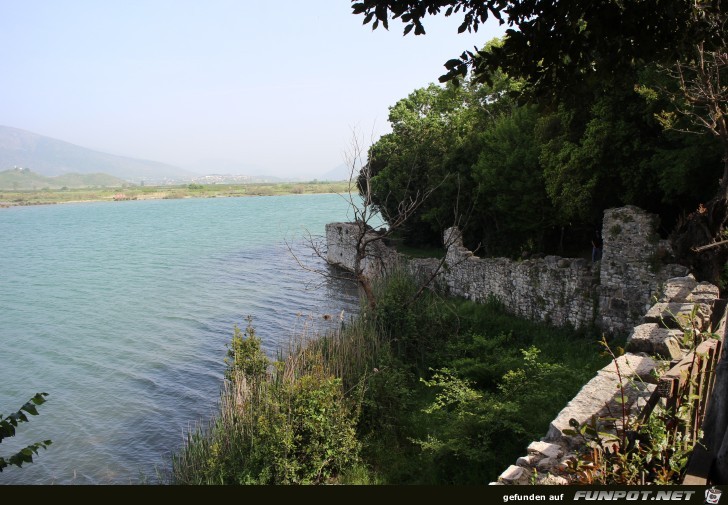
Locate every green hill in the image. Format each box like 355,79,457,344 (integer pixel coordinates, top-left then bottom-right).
0,167,128,190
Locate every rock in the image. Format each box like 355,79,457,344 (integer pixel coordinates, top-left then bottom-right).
659,276,698,303
689,282,720,305
499,465,527,484
546,354,657,446
538,474,569,485
626,323,684,360
527,441,562,459
516,454,537,467
599,354,658,383
643,302,711,330
537,457,558,471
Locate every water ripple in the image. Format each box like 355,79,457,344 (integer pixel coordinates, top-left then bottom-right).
0,195,360,484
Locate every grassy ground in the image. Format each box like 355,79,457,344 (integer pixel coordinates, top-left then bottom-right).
0,181,352,208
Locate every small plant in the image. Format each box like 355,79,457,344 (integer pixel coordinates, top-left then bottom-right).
0,393,52,472
225,316,269,383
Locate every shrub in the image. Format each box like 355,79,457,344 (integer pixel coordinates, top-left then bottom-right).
169,324,361,485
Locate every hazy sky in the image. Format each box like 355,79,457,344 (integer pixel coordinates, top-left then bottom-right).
1,1,506,178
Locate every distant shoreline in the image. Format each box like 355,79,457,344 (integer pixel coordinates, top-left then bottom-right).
0,181,352,208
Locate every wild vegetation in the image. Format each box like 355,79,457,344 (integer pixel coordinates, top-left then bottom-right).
167,271,609,484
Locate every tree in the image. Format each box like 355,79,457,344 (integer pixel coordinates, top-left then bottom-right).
352,0,704,96
0,393,52,472
364,82,478,246
353,0,728,282
291,130,447,311
472,104,553,255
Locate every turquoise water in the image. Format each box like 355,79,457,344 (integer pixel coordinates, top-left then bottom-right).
0,194,360,484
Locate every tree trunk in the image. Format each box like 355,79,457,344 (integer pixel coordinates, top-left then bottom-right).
358,273,376,311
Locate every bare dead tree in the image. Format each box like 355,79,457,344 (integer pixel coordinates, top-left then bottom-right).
657,3,728,282
287,128,464,311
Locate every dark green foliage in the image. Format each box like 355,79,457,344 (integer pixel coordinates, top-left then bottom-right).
0,393,52,472
472,104,554,255
363,62,723,257
224,317,268,383
352,0,728,264
352,1,717,99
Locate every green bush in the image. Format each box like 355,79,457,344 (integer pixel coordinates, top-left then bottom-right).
253,364,360,484
170,325,361,485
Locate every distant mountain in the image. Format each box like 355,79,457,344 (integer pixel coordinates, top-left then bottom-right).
0,167,128,190
321,163,356,182
0,126,195,183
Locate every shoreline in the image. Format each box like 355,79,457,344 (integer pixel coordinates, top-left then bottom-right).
0,182,352,209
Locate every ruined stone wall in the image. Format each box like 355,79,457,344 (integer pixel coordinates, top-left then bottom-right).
494,276,722,485
326,206,690,334
598,206,689,335
325,222,400,278
440,227,598,329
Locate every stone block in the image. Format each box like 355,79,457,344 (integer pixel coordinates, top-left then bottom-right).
546,355,657,446
527,441,562,459
537,457,558,471
659,276,698,303
626,323,684,359
538,475,569,485
599,353,658,383
499,465,527,484
516,454,537,467
643,302,710,330
689,282,720,305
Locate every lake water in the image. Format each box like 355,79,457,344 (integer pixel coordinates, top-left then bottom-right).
0,194,361,484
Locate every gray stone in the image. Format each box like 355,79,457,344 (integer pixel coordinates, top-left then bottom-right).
499,465,527,484
689,282,720,304
626,323,684,359
598,354,658,383
537,457,558,471
659,276,698,303
546,354,657,446
643,302,711,330
538,475,569,485
527,441,562,459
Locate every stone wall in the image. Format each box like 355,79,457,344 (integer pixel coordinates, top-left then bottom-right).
326,206,689,334
494,275,723,485
439,227,598,329
598,206,689,335
325,222,400,278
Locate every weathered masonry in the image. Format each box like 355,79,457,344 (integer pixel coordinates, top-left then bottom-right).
494,275,725,485
326,205,689,335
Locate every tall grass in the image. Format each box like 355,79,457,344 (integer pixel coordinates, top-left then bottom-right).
166,315,380,485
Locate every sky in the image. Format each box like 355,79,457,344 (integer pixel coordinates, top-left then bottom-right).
0,1,506,179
